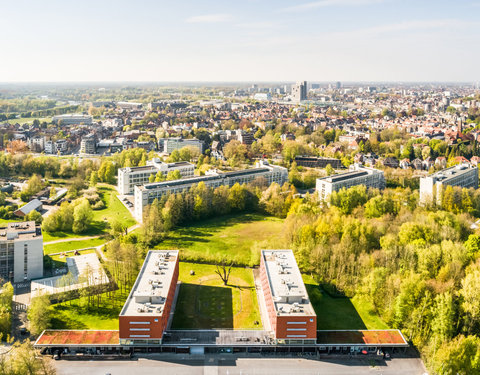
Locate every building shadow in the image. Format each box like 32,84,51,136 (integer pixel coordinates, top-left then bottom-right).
171,283,233,329
306,283,367,330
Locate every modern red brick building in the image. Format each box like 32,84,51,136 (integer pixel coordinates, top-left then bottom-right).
119,250,179,345
260,250,317,344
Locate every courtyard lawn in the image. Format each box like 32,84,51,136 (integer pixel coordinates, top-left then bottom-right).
303,275,389,330
171,262,262,330
158,213,285,266
43,237,106,255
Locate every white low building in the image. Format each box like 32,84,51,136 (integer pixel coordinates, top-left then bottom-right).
316,165,385,201
31,253,108,298
117,158,195,195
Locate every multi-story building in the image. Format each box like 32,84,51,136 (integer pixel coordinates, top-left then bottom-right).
259,250,317,344
236,130,255,146
119,250,179,346
294,156,343,169
160,138,204,154
80,135,96,155
316,165,385,201
134,161,287,221
117,158,195,195
28,136,45,152
45,139,68,155
420,163,479,205
292,81,307,103
52,114,93,125
0,221,43,283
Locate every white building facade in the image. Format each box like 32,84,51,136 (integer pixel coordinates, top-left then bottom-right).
134,161,288,222
419,163,479,205
0,221,43,283
316,165,385,201
117,159,195,195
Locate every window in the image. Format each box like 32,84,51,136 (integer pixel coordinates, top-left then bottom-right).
129,321,151,325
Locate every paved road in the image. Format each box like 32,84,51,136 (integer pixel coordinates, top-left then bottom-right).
55,356,426,375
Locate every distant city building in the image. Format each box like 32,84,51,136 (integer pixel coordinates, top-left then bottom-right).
45,139,68,155
0,221,43,283
116,102,143,110
316,165,385,201
236,130,255,146
292,81,307,102
119,250,179,345
27,136,45,152
134,161,287,221
160,138,204,154
336,81,342,89
259,250,317,344
52,114,93,125
253,93,272,101
419,163,479,205
80,135,96,155
117,158,195,195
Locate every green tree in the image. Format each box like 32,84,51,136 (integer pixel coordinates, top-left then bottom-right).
28,295,51,337
72,199,93,234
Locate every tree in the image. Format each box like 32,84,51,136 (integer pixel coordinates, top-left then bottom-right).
0,282,13,340
72,199,93,234
215,259,233,286
325,164,335,176
431,292,456,344
28,295,51,337
430,335,480,375
460,266,480,333
166,170,181,181
89,170,98,187
223,140,247,166
0,340,56,375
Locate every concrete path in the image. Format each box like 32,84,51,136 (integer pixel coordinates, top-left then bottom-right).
44,235,102,246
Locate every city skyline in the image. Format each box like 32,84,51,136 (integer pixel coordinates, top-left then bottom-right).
1,0,480,82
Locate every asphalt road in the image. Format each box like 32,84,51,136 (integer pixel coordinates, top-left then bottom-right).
55,356,426,375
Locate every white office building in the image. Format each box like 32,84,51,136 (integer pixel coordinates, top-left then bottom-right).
316,165,385,201
134,161,288,222
160,138,204,154
117,158,195,195
0,221,43,283
420,163,479,205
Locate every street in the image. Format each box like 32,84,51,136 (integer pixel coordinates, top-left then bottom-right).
55,355,426,375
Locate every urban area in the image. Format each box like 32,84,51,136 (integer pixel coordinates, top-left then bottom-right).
0,80,479,374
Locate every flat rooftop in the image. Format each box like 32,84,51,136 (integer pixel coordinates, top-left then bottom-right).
0,221,42,241
427,163,476,182
261,250,315,317
316,330,408,347
120,250,178,317
140,167,271,191
35,330,119,347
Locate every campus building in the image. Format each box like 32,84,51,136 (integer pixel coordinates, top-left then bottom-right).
0,221,43,283
294,156,343,169
316,165,385,201
133,161,288,221
260,250,317,344
419,163,479,205
117,159,195,195
292,81,307,102
80,135,96,155
119,250,179,345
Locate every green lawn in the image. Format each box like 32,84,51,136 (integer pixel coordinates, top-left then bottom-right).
0,218,21,226
43,184,135,242
171,262,262,329
43,237,106,255
4,117,51,125
303,275,389,330
158,213,285,266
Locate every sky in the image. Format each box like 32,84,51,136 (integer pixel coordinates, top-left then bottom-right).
1,0,479,82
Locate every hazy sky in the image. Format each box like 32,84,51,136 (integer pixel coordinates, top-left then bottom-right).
1,0,479,82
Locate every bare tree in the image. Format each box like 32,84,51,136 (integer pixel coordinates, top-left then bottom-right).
215,259,233,286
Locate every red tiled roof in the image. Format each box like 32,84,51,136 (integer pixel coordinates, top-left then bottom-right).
35,330,119,346
316,330,408,346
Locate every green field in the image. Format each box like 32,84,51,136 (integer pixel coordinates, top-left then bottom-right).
303,275,388,330
43,184,135,242
43,238,106,255
171,262,262,329
158,213,285,266
4,117,51,125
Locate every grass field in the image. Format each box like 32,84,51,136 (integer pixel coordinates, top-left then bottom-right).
4,117,51,125
171,262,262,330
303,275,389,330
158,213,285,266
43,238,106,255
43,184,135,242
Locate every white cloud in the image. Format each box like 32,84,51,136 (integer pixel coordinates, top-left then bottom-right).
185,13,232,24
279,0,384,13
